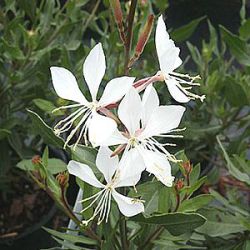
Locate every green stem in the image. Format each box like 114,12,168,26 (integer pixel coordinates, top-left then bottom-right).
119,215,128,250
119,187,128,250
139,226,164,250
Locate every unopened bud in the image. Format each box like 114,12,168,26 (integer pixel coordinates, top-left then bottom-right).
56,172,69,189
135,14,154,57
109,0,126,44
32,155,42,165
110,0,123,25
175,179,184,190
182,161,192,174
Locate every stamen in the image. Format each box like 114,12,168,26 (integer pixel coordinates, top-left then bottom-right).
54,107,86,133
64,110,92,149
52,103,83,112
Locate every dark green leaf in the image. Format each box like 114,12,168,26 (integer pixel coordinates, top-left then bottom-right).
217,136,250,185
33,99,63,116
171,16,206,42
179,194,214,212
220,25,250,66
130,212,206,236
27,109,65,149
43,227,97,245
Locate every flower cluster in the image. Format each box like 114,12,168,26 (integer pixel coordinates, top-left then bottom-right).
50,16,205,224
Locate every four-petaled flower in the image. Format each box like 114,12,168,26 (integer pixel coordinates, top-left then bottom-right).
50,43,135,149
99,87,185,187
67,147,144,225
155,15,205,103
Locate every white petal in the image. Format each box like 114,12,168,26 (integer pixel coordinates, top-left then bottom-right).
155,15,182,73
99,76,135,107
98,127,128,146
112,190,144,217
141,149,175,187
50,67,88,105
67,160,104,188
118,88,142,134
83,43,106,101
88,112,117,147
114,148,145,188
166,79,190,103
141,105,185,138
96,147,118,183
141,86,159,127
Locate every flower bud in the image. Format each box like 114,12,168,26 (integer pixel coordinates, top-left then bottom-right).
182,160,192,174
32,155,42,165
56,172,69,189
175,179,184,190
135,14,154,58
109,0,123,25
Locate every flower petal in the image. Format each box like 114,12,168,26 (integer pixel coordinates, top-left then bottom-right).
141,149,175,187
166,79,190,103
83,43,106,101
118,88,142,134
140,105,185,138
142,86,159,127
88,112,117,147
155,15,182,73
96,147,118,183
99,76,135,107
98,127,128,146
50,67,88,105
114,148,145,188
67,160,104,188
112,190,144,217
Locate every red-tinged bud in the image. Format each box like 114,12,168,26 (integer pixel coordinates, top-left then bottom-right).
110,0,123,25
32,155,41,165
135,14,154,57
182,161,192,174
56,172,69,189
175,179,184,190
109,0,126,44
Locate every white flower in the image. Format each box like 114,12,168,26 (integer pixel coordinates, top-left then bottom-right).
155,15,205,103
100,87,185,186
50,43,135,148
67,147,144,225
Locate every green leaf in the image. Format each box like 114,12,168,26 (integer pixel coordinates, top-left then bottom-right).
224,77,249,107
196,208,245,237
0,129,11,140
220,25,250,66
43,227,97,245
217,136,250,185
47,159,67,174
33,99,63,116
181,176,207,197
16,159,34,171
16,158,66,175
171,16,206,42
130,212,206,236
27,109,65,149
179,194,214,212
71,145,97,170
42,146,49,167
189,164,201,185
239,19,250,40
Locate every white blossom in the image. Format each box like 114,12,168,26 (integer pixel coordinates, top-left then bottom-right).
100,87,185,186
50,43,134,148
156,15,205,103
67,147,144,225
